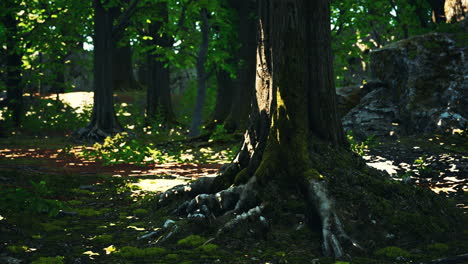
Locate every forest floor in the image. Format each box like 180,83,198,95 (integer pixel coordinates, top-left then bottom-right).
0,132,467,264
0,93,466,263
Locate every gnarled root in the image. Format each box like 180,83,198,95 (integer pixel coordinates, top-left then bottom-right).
306,180,361,258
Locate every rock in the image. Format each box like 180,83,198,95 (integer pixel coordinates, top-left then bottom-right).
342,33,467,139
336,81,383,117
0,256,22,264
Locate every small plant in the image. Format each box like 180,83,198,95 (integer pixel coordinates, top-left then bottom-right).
346,130,377,156
414,155,434,177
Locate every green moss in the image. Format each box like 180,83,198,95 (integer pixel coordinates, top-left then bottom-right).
374,246,411,259
31,256,64,264
303,168,323,180
40,222,64,232
165,253,179,260
116,246,167,258
133,208,148,217
66,200,82,206
177,235,207,247
234,168,249,185
7,245,28,254
70,188,92,195
75,208,102,217
427,243,449,253
92,234,112,244
197,243,219,253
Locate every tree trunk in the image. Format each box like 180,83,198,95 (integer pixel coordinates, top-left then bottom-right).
223,0,257,132
188,8,210,137
73,0,123,141
158,0,462,259
112,44,138,91
444,0,467,22
2,2,23,127
146,2,177,125
427,0,447,23
206,69,234,129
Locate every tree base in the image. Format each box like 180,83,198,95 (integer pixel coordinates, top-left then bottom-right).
71,124,126,142
153,148,464,260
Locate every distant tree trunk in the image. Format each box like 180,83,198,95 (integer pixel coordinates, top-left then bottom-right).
189,8,210,137
207,69,234,129
223,0,257,132
74,0,123,141
112,44,138,91
3,3,23,127
444,0,467,22
427,0,447,22
146,2,177,125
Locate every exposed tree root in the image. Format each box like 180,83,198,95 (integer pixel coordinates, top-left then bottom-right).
157,166,361,259
72,125,126,142
306,180,361,258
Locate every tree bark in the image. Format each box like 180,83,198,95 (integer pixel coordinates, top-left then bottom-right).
189,8,210,137
146,2,177,125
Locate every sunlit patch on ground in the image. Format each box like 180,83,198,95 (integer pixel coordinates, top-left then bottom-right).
43,92,94,113
131,178,190,193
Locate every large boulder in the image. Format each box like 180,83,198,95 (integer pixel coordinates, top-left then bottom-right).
342,32,467,139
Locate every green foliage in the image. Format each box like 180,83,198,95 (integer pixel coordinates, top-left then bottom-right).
374,246,412,259
31,256,65,264
0,180,64,217
1,99,91,133
209,124,229,141
331,0,433,86
81,132,184,165
346,130,377,156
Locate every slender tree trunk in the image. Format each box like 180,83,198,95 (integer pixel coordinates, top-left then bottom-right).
207,69,234,129
427,0,447,23
223,0,257,132
3,5,23,127
74,0,123,141
146,2,177,125
189,8,210,137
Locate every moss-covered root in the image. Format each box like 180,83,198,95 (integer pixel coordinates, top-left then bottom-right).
306,180,361,258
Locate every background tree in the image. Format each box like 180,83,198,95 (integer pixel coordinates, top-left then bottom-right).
74,0,139,141
143,1,178,125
